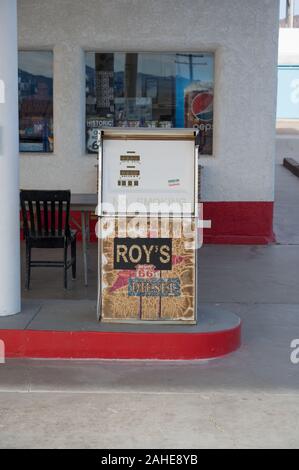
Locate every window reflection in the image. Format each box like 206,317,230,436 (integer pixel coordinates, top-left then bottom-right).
86,52,214,155
18,51,53,153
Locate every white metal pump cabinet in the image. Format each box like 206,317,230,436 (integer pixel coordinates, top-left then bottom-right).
97,129,199,323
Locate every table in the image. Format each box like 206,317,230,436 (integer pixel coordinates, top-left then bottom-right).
70,193,97,286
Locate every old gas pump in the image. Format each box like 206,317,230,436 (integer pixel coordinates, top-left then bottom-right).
97,129,199,323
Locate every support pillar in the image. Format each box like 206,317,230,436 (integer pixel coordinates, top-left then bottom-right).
0,0,20,316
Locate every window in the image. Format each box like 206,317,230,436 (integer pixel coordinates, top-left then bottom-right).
280,0,299,28
18,51,53,153
85,52,214,155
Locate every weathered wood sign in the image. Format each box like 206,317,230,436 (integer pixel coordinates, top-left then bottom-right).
99,218,196,323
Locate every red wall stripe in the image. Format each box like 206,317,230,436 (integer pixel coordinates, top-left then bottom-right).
20,201,274,245
203,201,274,244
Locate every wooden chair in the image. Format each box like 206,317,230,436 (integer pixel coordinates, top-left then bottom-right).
20,190,77,289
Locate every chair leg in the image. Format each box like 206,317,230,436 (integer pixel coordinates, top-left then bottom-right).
71,239,76,280
64,245,68,289
25,244,31,290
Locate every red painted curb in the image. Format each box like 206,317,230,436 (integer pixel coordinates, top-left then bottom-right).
0,323,241,360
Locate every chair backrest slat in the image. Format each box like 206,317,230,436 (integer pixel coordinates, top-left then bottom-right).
43,200,49,235
58,201,63,236
28,201,35,235
36,200,42,236
65,199,70,234
20,190,71,239
51,201,55,235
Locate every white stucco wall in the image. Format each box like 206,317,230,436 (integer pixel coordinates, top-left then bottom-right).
18,0,279,201
278,28,299,65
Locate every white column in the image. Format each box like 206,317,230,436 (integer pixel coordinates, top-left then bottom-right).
0,0,20,316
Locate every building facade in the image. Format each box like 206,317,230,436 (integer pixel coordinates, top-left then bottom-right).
17,0,279,243
0,0,280,318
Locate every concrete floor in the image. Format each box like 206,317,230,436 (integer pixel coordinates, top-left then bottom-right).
0,161,299,448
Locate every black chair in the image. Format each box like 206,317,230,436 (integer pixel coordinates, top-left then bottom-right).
20,190,77,289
